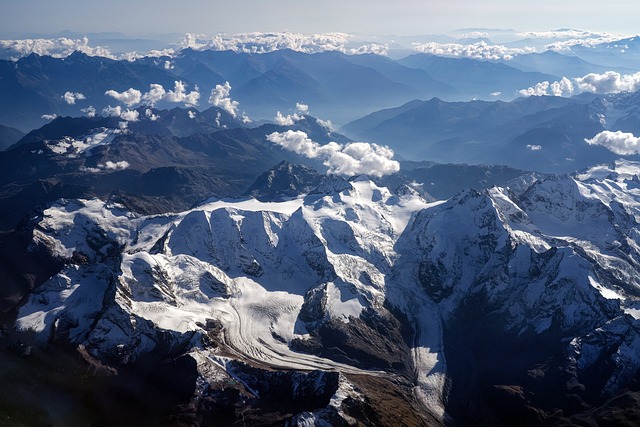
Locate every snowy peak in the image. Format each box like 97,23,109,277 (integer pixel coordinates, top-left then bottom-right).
16,179,431,368
11,165,640,424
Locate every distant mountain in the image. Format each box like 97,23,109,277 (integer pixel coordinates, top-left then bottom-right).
397,163,535,200
0,48,455,131
501,50,629,76
568,36,640,70
0,124,25,151
0,51,194,131
398,53,559,99
342,95,578,153
343,93,640,173
3,47,625,133
173,49,457,124
0,109,339,231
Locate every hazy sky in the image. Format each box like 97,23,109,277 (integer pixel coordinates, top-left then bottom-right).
2,0,639,37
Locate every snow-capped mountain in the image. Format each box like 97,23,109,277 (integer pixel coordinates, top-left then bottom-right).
7,160,640,424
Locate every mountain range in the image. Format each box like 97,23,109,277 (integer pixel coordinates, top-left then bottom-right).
0,48,565,132
342,92,640,172
3,34,640,426
2,158,640,425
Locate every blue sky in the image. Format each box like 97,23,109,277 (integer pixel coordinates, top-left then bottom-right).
2,0,639,37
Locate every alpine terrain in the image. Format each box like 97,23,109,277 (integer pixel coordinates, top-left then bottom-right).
3,19,640,427
3,156,640,425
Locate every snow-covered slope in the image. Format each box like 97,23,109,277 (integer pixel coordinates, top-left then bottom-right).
12,161,640,424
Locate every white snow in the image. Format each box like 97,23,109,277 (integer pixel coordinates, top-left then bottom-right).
197,196,305,215
45,128,118,157
18,178,433,379
17,168,640,422
589,276,623,300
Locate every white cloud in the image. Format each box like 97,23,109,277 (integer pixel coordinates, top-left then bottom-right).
585,131,640,155
145,108,159,121
459,32,489,39
81,105,96,118
181,32,393,57
296,103,309,114
274,111,303,126
188,111,196,119
164,81,200,107
526,144,542,151
183,32,351,54
79,166,101,173
550,77,575,96
316,118,334,131
0,36,114,60
120,109,139,122
518,81,550,97
0,37,180,61
209,81,240,118
102,105,138,121
138,81,199,107
575,71,640,94
164,60,174,70
41,113,57,120
84,160,130,173
275,103,310,125
412,41,536,60
545,35,630,52
141,84,167,107
348,43,389,55
490,91,502,97
519,71,640,97
518,30,612,39
118,121,129,130
105,88,142,107
104,82,200,111
102,105,122,117
267,130,400,177
62,91,86,105
100,160,130,170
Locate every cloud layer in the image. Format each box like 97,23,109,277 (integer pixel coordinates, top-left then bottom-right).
0,31,631,62
518,30,612,39
267,130,399,177
545,35,631,52
519,71,640,97
182,32,389,56
0,36,113,60
106,81,200,108
585,131,640,155
0,36,177,61
412,41,535,60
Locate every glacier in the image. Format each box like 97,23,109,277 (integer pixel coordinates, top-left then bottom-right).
12,161,640,424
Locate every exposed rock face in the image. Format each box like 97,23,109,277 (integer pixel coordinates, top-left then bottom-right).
5,160,640,425
244,160,323,201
